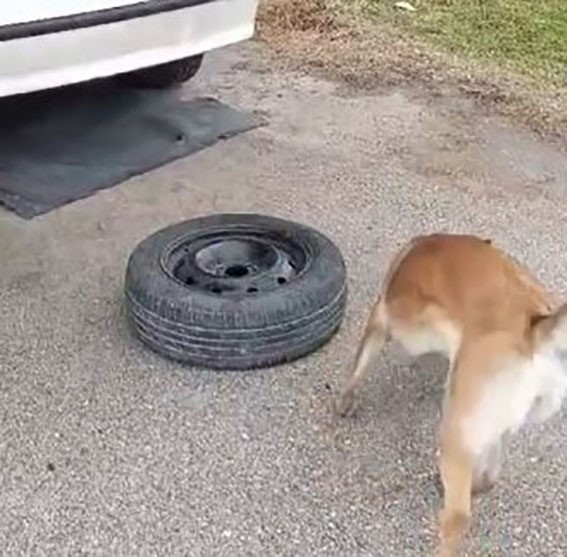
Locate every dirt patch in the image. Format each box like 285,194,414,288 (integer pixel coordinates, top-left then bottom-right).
256,0,567,144
258,0,338,33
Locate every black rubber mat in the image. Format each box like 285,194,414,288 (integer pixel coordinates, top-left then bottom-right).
0,83,264,219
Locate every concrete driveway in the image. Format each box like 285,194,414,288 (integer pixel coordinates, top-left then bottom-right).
2,43,567,557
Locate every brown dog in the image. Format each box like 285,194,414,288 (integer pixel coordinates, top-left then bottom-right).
334,233,567,556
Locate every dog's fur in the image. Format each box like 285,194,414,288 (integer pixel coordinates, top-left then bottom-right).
334,233,567,556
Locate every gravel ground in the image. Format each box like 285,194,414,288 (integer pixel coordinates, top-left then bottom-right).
2,43,567,557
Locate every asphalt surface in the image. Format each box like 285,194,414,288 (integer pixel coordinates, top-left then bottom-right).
2,43,567,557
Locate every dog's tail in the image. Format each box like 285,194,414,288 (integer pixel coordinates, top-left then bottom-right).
334,296,389,417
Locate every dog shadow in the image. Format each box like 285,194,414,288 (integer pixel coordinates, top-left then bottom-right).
327,349,449,486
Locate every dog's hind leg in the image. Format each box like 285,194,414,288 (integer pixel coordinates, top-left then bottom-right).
436,347,485,557
334,296,389,417
472,439,502,496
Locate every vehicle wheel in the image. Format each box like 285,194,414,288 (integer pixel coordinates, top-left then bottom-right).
124,214,347,370
116,55,204,89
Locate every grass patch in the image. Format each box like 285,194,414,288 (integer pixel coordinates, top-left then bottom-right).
257,0,567,140
368,0,567,86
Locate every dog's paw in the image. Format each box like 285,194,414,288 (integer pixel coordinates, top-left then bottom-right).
332,389,358,418
472,474,498,497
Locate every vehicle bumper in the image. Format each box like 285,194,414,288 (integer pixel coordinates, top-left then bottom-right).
0,0,259,98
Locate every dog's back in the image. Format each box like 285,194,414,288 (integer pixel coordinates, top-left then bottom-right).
384,234,554,358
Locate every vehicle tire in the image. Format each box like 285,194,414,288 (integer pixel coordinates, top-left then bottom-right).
124,214,347,370
116,55,204,89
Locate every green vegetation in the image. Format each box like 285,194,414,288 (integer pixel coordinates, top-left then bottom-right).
368,0,567,86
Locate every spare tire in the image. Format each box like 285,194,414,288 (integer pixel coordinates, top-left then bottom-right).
124,213,347,370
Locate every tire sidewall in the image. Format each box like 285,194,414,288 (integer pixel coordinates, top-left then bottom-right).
125,214,347,331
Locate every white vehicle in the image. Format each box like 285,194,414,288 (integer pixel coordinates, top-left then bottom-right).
0,0,259,97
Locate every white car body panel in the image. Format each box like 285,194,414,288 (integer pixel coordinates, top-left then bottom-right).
1,1,144,26
0,0,259,97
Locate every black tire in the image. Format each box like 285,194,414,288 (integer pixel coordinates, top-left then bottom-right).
116,55,204,89
124,213,347,370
